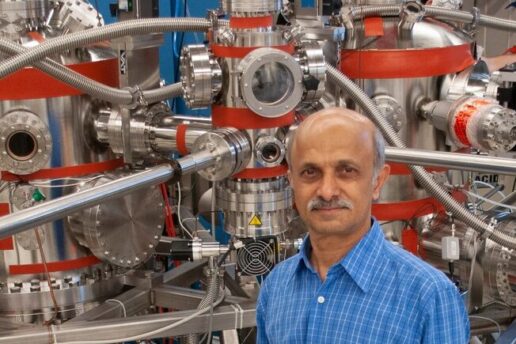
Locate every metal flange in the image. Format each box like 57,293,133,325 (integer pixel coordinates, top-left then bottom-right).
180,45,222,108
0,110,52,175
238,47,303,118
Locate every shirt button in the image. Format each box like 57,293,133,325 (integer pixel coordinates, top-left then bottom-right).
317,296,325,304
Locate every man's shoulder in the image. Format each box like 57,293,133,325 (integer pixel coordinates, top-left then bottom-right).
383,241,455,291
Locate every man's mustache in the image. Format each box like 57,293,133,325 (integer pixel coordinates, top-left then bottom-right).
307,198,353,211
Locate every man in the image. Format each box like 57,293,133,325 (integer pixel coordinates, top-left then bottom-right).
256,108,470,343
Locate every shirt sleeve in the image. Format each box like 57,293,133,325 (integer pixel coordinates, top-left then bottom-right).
421,282,470,344
256,277,270,344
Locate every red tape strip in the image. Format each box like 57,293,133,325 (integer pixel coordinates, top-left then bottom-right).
212,105,295,129
364,17,384,37
176,124,189,156
0,58,119,100
232,165,288,179
230,15,273,29
211,44,295,59
0,204,13,250
1,159,124,182
9,255,101,275
340,43,474,79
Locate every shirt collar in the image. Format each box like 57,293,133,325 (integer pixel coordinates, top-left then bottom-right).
291,219,386,293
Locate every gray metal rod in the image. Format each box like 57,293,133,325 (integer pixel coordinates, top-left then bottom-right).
386,147,516,175
0,150,217,239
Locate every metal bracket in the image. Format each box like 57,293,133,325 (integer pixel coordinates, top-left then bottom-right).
467,7,480,33
398,1,425,36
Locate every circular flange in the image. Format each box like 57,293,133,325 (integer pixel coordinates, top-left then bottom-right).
254,135,285,167
239,47,303,118
68,173,164,268
0,110,52,175
373,95,404,132
180,44,222,108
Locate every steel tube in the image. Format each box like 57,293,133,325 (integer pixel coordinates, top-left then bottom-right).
386,147,516,175
0,151,218,238
0,303,257,344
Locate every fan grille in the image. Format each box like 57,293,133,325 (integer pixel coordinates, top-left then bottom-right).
237,238,277,276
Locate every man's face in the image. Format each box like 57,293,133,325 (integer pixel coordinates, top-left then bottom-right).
288,116,387,236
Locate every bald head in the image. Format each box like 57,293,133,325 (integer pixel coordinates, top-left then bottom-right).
288,108,386,179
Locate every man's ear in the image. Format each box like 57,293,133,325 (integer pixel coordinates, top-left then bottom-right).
372,164,390,201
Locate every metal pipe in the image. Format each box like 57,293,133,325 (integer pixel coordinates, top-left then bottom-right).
0,150,217,238
385,147,516,175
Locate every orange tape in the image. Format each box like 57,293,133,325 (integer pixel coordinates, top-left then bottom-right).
176,124,189,156
0,58,119,100
211,44,295,59
364,17,384,37
232,165,288,179
9,255,101,275
230,15,273,29
1,159,124,182
0,204,13,250
212,105,295,129
340,43,475,79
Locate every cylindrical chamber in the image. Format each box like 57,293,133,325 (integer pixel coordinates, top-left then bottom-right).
216,177,293,237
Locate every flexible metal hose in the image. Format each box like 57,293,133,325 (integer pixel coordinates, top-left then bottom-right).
345,4,516,32
183,267,221,344
0,38,182,104
0,17,211,80
325,63,516,250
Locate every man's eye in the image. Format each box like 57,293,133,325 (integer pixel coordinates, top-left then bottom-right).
338,166,357,176
301,168,317,178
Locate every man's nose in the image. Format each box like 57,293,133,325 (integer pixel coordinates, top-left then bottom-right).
317,173,339,201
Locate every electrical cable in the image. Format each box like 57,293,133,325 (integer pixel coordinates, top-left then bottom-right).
176,182,194,239
471,180,506,200
57,293,225,344
464,190,516,211
105,299,127,318
468,315,501,337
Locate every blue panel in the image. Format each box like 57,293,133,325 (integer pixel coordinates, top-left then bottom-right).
301,0,316,8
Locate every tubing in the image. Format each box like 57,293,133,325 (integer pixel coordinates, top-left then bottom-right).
325,63,516,250
0,38,183,104
343,4,516,32
0,17,212,80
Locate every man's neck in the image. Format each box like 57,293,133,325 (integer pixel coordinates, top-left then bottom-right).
309,224,370,282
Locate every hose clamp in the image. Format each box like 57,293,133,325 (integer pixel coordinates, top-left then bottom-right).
481,217,497,241
124,85,148,109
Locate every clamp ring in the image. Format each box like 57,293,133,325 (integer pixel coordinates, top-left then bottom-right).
124,85,148,109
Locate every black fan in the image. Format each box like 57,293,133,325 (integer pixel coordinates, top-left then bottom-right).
237,237,278,276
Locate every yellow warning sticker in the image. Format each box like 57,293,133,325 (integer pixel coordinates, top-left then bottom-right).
249,214,262,226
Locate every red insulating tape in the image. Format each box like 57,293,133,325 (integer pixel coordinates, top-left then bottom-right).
9,255,101,275
401,227,419,255
229,15,273,29
211,44,295,59
0,58,119,100
340,43,475,79
176,124,189,156
0,204,13,250
232,165,288,179
453,99,491,146
1,159,125,182
364,17,384,37
212,105,295,129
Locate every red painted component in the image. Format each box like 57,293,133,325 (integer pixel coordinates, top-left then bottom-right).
340,44,475,79
211,44,295,59
9,255,101,275
230,15,273,29
232,165,288,179
212,105,295,129
176,124,189,156
401,226,419,256
0,58,119,100
1,159,125,182
0,204,13,250
452,99,491,146
372,197,443,221
364,17,384,37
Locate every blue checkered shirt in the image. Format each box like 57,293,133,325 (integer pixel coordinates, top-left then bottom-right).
256,219,470,343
